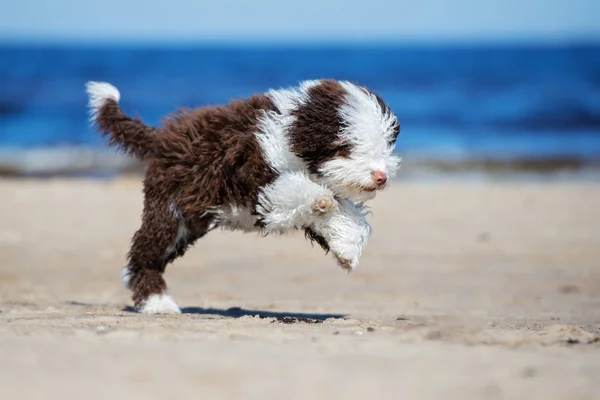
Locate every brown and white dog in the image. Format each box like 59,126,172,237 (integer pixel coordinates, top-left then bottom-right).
85,79,401,314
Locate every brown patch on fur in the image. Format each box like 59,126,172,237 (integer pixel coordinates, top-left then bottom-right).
391,120,401,144
288,80,351,174
150,94,279,216
304,227,330,254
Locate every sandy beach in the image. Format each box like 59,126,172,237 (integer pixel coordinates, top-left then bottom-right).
1,177,599,399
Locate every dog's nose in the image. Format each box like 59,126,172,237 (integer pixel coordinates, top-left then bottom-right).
371,171,387,186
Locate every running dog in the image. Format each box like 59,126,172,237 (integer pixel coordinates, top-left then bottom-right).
85,79,400,314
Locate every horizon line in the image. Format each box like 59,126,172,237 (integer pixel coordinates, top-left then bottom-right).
1,36,599,48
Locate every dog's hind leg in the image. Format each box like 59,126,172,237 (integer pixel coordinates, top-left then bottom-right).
123,199,208,314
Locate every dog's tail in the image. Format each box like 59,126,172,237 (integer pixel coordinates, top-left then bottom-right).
85,81,156,159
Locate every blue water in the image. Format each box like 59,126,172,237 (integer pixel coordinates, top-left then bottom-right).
1,43,600,169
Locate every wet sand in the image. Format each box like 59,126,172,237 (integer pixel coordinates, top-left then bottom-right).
1,177,599,399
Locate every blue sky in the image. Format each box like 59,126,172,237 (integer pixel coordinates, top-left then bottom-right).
1,0,599,43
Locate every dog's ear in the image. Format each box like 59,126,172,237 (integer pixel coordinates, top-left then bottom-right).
370,91,400,145
390,119,401,145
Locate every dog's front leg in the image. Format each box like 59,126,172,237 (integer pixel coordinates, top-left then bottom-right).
256,171,337,233
309,199,372,272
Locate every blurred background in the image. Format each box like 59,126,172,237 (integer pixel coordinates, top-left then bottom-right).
0,0,599,179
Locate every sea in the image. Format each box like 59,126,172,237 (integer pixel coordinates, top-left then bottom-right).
1,43,599,177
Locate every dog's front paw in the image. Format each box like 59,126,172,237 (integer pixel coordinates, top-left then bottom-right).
311,196,335,216
335,255,357,272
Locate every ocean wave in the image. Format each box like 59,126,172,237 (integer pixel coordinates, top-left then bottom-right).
0,147,141,177
1,145,599,179
1,44,600,165
400,107,600,132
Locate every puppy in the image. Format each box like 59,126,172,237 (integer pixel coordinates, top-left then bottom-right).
85,79,401,314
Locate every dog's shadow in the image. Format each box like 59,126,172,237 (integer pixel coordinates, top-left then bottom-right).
67,301,346,323
121,305,345,323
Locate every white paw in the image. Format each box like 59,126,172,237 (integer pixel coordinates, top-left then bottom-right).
335,255,358,272
311,196,335,216
139,294,182,315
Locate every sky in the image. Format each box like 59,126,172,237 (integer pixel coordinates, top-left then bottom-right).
1,0,599,44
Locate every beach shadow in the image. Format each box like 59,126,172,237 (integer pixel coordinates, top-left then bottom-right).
120,305,346,323
66,301,345,324
185,306,345,322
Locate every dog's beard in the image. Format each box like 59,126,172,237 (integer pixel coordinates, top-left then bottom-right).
318,181,379,204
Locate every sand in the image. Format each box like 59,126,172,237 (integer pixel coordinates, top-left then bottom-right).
1,177,599,399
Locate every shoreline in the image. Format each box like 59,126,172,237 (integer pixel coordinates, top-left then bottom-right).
1,146,599,181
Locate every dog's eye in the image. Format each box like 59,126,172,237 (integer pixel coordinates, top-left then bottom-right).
334,148,350,158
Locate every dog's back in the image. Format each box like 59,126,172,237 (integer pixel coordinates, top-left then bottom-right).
86,83,281,211
148,94,282,212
